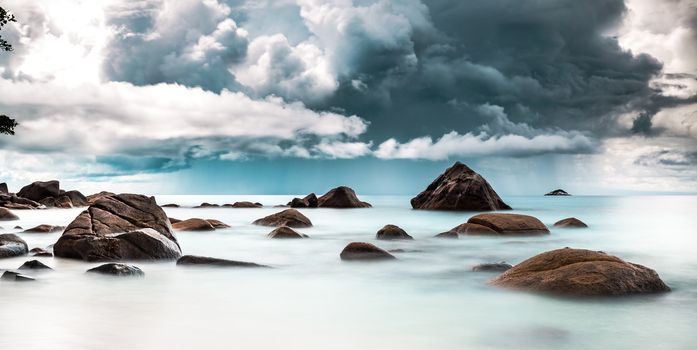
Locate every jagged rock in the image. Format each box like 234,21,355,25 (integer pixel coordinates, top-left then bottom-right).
1,271,35,282
176,255,269,268
87,263,144,277
411,162,511,211
23,224,64,234
223,201,262,208
467,213,550,235
340,242,396,261
489,248,670,297
376,224,413,240
0,234,28,258
472,262,512,272
289,193,318,208
161,203,180,208
17,180,60,202
435,222,498,238
545,189,571,196
53,193,182,261
18,260,52,270
554,217,588,228
86,191,115,205
0,207,19,221
252,209,312,228
267,226,308,239
318,187,371,208
172,218,215,231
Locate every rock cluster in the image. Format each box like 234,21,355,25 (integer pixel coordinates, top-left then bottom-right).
224,201,263,208
289,187,370,208
13,180,89,208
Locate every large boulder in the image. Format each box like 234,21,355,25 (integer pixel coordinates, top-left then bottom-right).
17,180,60,202
252,209,312,228
467,213,549,235
267,226,308,239
489,248,670,297
376,224,413,240
317,187,371,208
176,255,269,268
0,234,28,258
87,263,144,277
289,193,318,208
554,217,588,228
545,189,570,196
172,218,215,231
206,219,230,229
411,162,511,211
53,193,182,261
435,222,498,238
0,207,19,221
340,242,395,261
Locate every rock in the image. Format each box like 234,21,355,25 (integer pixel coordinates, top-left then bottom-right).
289,193,318,208
554,217,588,228
376,224,413,240
53,193,182,261
176,255,269,268
29,248,52,257
0,182,7,194
23,224,64,234
17,180,60,202
223,201,262,208
411,162,511,211
169,217,182,224
172,218,215,231
317,187,371,208
0,234,28,258
87,263,144,277
267,226,308,239
54,195,74,208
161,203,180,208
0,194,43,209
467,213,549,235
434,231,459,239
195,202,220,208
252,209,312,228
86,191,115,205
206,219,230,229
18,260,52,270
545,189,571,196
340,242,396,261
472,262,512,272
0,207,19,221
14,226,22,229
489,248,670,297
1,271,35,282
435,223,498,238
63,190,89,206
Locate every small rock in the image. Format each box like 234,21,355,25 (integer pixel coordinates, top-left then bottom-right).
223,201,262,208
29,247,53,257
318,187,371,208
87,263,144,277
1,271,35,282
195,203,220,208
161,203,180,208
252,209,313,228
267,226,308,239
340,242,396,261
472,262,512,272
18,260,52,270
206,219,230,229
176,255,269,268
0,234,28,258
553,217,588,228
172,218,215,231
23,224,65,233
0,207,19,221
289,193,318,208
376,224,413,240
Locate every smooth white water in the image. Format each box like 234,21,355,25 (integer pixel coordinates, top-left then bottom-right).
1,195,696,350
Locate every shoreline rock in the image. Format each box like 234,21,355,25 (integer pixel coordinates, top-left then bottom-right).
23,224,64,234
172,218,215,231
435,223,498,238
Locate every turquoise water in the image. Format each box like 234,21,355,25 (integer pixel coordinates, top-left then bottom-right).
1,195,696,349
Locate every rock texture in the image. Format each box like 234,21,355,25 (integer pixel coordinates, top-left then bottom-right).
554,217,588,228
376,224,413,240
317,187,371,208
0,208,19,221
176,255,269,268
289,193,318,208
252,209,312,228
0,234,28,258
18,260,52,270
172,218,215,231
489,248,670,297
87,263,144,277
63,190,89,207
23,224,64,233
545,189,571,196
53,193,182,261
411,162,511,211
467,213,549,235
267,226,308,239
435,222,499,238
340,242,395,261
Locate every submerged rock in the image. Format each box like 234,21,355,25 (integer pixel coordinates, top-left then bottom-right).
489,248,670,297
53,193,182,261
553,217,588,228
467,213,549,235
1,271,35,282
29,247,53,257
317,187,371,208
545,189,571,196
376,224,413,240
18,260,52,270
0,234,28,258
172,218,215,231
252,209,312,228
340,242,395,261
267,226,308,239
435,223,499,238
472,262,512,272
176,255,269,268
161,203,180,208
0,207,19,221
411,162,511,211
23,224,64,234
87,263,144,277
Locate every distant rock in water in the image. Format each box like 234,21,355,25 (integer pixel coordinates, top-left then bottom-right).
554,217,588,228
489,248,670,297
411,162,511,211
223,201,262,208
545,189,571,196
253,209,313,228
267,226,308,239
53,193,182,261
318,187,371,208
18,260,52,270
172,218,215,231
289,193,318,208
176,255,269,268
376,224,413,240
1,271,35,282
472,262,512,272
0,234,28,258
0,208,19,221
161,203,180,208
340,242,395,261
206,219,230,229
23,224,64,234
467,213,549,235
87,263,144,277
195,203,220,208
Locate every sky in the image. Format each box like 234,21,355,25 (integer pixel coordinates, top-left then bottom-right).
0,0,696,195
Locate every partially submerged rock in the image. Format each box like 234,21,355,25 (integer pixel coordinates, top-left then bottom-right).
340,242,396,261
223,201,262,208
467,213,549,235
267,226,308,239
87,263,144,277
411,162,511,211
489,248,670,297
545,189,571,196
161,203,180,208
1,271,35,282
206,219,230,229
53,193,182,261
435,223,498,238
176,255,269,268
289,193,318,208
29,247,52,257
0,207,19,221
0,182,7,194
18,260,52,270
0,234,28,258
472,262,512,272
23,224,64,234
195,203,220,208
317,187,371,208
172,218,215,231
376,224,413,240
252,209,312,228
553,217,588,228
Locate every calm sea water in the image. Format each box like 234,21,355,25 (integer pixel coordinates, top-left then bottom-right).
1,195,696,350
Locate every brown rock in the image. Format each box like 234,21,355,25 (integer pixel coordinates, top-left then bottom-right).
472,262,512,272
172,218,215,231
317,187,371,208
411,162,511,211
376,224,413,240
169,217,182,224
435,223,498,238
0,182,7,194
161,203,180,208
29,247,53,257
17,180,60,202
63,190,89,207
87,263,144,277
289,193,318,208
340,242,395,261
223,201,262,208
267,226,308,239
176,255,269,268
195,202,220,208
206,219,230,229
23,224,64,233
467,213,549,235
86,191,115,205
0,207,19,221
0,234,28,258
54,195,74,208
252,209,312,228
489,248,670,297
0,194,43,209
554,217,588,228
